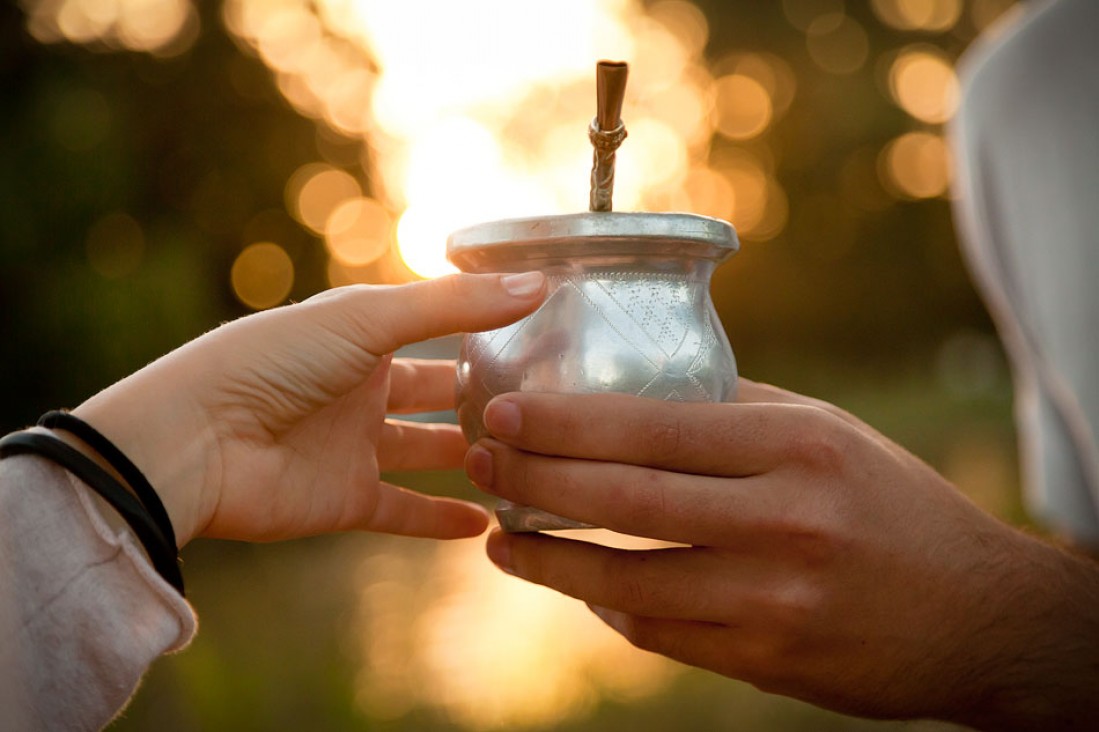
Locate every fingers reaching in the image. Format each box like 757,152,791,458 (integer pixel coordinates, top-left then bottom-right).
387,359,459,414
379,420,467,471
360,482,490,539
308,273,546,359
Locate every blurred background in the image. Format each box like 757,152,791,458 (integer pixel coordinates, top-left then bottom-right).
1,0,1029,729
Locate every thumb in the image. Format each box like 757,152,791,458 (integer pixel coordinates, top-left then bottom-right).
305,272,546,356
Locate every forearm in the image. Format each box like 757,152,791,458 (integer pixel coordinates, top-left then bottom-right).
70,347,222,548
950,532,1099,731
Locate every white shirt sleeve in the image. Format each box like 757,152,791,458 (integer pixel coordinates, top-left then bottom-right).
0,450,197,731
950,0,1099,546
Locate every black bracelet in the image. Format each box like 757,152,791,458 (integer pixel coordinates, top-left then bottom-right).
0,431,185,596
38,410,178,553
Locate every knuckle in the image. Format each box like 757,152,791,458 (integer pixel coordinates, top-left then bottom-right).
787,410,855,473
605,553,658,610
764,510,846,571
612,577,650,610
639,413,685,462
789,527,843,570
770,581,825,644
616,470,670,531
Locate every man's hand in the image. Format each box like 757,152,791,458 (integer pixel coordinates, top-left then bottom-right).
465,381,1099,729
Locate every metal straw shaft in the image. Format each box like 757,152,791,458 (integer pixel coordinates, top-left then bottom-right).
589,60,629,212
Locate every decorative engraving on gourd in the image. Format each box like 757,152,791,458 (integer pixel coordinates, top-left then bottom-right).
462,272,722,402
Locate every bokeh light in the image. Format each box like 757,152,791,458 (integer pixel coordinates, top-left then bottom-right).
806,14,870,75
354,533,679,730
19,0,1022,290
286,164,363,234
230,241,295,310
870,0,963,32
22,0,199,55
888,45,960,124
879,131,952,199
712,74,772,141
221,0,800,279
325,197,392,267
713,52,797,120
781,0,845,32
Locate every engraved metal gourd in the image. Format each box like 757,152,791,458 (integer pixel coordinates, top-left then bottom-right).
448,61,739,532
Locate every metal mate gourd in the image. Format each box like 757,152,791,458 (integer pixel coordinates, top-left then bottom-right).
448,61,739,532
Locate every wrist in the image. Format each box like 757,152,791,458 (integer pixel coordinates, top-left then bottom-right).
70,367,219,548
942,530,1099,731
34,426,140,537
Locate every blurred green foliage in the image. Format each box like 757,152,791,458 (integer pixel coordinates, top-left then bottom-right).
0,0,325,429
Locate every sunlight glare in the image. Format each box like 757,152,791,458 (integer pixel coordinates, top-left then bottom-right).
354,533,679,730
221,0,745,279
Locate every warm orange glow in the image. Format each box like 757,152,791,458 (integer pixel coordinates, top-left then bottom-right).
806,14,869,75
683,167,736,221
713,149,786,239
781,0,845,32
714,52,797,121
222,0,749,279
871,0,963,32
231,242,295,310
649,1,710,57
325,197,393,267
712,74,773,141
880,131,952,199
888,46,960,124
286,164,362,235
25,0,198,55
354,532,680,730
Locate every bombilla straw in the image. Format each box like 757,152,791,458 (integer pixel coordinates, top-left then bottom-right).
589,60,629,212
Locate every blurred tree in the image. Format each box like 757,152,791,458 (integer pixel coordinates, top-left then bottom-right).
0,0,328,430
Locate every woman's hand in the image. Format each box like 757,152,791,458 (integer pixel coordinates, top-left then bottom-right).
71,272,546,546
464,381,1099,729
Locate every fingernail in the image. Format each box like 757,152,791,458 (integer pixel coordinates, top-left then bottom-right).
486,530,515,574
484,398,521,438
465,444,494,490
501,272,545,298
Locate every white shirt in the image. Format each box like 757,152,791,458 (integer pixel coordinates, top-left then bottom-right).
951,0,1099,545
